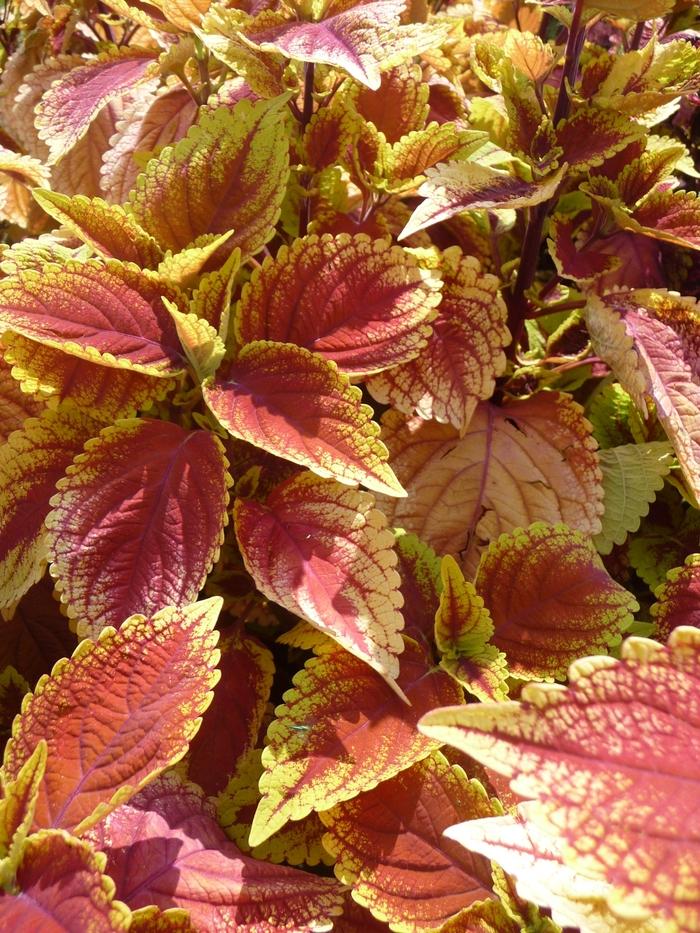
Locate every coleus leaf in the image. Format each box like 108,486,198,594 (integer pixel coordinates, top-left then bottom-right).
394,531,441,647
236,471,405,683
0,148,50,229
203,340,405,496
475,523,637,680
0,403,102,611
620,188,700,252
101,83,198,204
2,598,222,835
374,125,488,193
2,333,173,421
378,392,603,571
445,808,662,933
347,63,429,143
651,555,700,641
87,772,343,930
399,163,566,239
36,50,157,165
420,627,700,930
32,189,163,267
249,637,464,846
0,259,187,376
46,419,230,637
436,555,508,701
593,441,673,554
0,577,77,688
234,233,442,377
0,829,130,930
585,290,700,499
629,507,700,591
554,105,644,172
185,628,274,795
367,249,510,431
127,98,290,257
157,232,234,290
0,740,47,883
164,301,226,382
320,751,498,930
0,353,44,443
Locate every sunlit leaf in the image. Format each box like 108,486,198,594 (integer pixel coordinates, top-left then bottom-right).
236,471,404,683
47,419,230,637
420,627,700,930
250,637,463,846
0,740,47,883
2,599,222,835
235,233,441,377
0,353,44,443
320,752,497,930
204,340,405,496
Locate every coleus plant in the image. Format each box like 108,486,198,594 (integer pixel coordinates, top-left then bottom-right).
0,0,698,927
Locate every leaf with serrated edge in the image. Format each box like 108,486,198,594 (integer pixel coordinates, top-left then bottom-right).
235,233,441,377
320,751,497,931
594,442,673,554
475,523,637,681
555,106,644,172
204,340,405,497
2,332,173,421
377,393,603,573
395,531,441,648
164,300,225,382
157,231,233,290
128,98,290,257
420,628,700,930
0,259,187,376
0,353,45,443
36,50,156,165
87,771,343,930
0,404,102,611
348,63,429,143
367,249,509,431
651,555,700,641
0,740,47,884
586,291,700,499
0,829,130,929
622,189,700,252
437,555,508,701
399,163,566,239
47,420,230,638
250,636,463,847
2,599,221,835
235,471,405,684
186,629,274,796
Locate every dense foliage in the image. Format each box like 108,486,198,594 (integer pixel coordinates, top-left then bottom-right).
0,0,699,929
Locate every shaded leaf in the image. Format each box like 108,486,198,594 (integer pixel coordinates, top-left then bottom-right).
367,249,509,431
88,772,343,930
420,628,700,930
235,233,441,377
2,599,222,835
0,404,101,611
250,637,464,846
0,353,44,443
0,830,130,930
651,555,700,641
204,340,405,496
47,419,230,637
594,442,673,554
0,740,47,882
394,531,441,648
348,63,429,143
378,393,603,572
128,98,290,257
320,751,497,930
475,523,637,680
236,471,404,683
0,259,187,376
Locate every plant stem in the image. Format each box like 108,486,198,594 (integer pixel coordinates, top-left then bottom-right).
298,62,315,237
506,0,586,356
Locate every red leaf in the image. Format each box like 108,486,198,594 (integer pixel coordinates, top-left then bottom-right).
0,830,129,931
87,772,344,931
235,233,441,377
235,471,405,683
0,259,187,376
2,599,222,835
394,531,441,649
250,637,464,846
185,628,274,795
476,523,638,680
0,404,102,611
349,63,429,143
36,50,156,164
651,555,700,641
420,627,700,930
320,752,496,929
0,353,44,443
47,420,230,637
204,340,404,496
